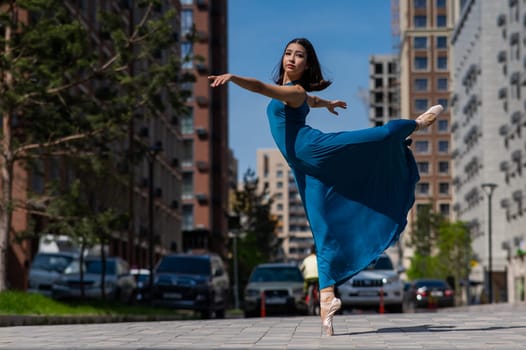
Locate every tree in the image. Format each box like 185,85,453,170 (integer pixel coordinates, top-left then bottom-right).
230,169,279,300
0,0,191,290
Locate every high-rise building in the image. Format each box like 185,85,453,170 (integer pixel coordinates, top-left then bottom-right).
369,55,400,126
451,0,526,303
397,0,456,267
256,149,312,262
180,0,229,256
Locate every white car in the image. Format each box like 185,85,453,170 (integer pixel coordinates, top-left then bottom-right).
336,254,404,313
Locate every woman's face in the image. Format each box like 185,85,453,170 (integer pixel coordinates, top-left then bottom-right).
282,42,308,81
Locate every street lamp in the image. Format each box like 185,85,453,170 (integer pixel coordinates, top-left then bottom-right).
148,142,163,289
481,182,497,304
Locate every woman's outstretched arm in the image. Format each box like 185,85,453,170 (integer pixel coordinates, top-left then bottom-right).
208,74,306,108
307,95,348,116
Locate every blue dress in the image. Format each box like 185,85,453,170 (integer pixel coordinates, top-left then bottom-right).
266,93,419,290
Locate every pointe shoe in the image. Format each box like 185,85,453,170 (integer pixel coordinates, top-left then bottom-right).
321,297,341,337
415,104,443,130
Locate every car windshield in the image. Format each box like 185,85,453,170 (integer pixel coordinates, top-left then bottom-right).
156,256,211,275
85,260,116,275
249,266,303,283
365,256,393,270
31,254,75,273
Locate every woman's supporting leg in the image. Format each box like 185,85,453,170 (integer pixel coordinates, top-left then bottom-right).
320,286,341,336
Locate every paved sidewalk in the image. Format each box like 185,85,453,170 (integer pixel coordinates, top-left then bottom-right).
0,304,525,349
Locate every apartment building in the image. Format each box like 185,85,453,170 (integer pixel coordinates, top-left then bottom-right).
397,0,456,269
451,0,526,303
180,0,229,256
256,149,312,262
369,55,400,126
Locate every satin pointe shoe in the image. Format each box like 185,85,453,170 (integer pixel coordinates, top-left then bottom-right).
415,104,443,130
321,297,341,336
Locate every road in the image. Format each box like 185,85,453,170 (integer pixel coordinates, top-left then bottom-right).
0,303,525,349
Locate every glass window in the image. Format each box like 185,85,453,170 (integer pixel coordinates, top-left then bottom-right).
415,0,427,8
182,173,193,199
414,56,428,70
437,98,448,110
182,140,193,165
414,36,428,49
438,161,449,174
417,182,430,195
181,108,194,134
415,140,430,153
437,77,448,91
439,203,450,216
415,78,428,91
439,182,449,195
181,42,193,69
417,161,430,174
181,0,193,4
414,15,427,27
438,140,449,153
182,205,193,230
437,56,448,70
436,36,448,49
438,119,449,132
437,15,447,27
415,98,429,112
276,170,283,178
181,9,193,35
436,0,446,8
277,181,283,188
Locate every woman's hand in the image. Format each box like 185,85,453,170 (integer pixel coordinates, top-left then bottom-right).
208,74,233,87
327,100,347,116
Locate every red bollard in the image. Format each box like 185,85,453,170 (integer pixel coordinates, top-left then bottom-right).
379,287,385,314
260,290,266,318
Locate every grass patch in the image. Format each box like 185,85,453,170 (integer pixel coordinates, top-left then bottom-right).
0,290,193,318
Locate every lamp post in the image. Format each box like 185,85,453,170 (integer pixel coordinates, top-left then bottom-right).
481,182,497,304
148,142,163,290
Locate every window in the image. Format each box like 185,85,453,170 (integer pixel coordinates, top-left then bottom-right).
438,140,449,153
436,15,447,27
437,56,448,70
437,77,448,91
414,36,428,49
414,56,428,70
181,42,193,69
182,205,194,230
436,0,446,8
439,203,450,216
415,0,427,9
438,119,449,132
439,182,449,195
415,140,430,153
277,181,283,189
181,108,194,134
414,15,427,28
276,203,283,211
436,36,447,49
415,78,428,91
181,9,193,35
276,170,283,178
415,98,429,112
437,98,448,110
417,182,430,195
375,63,383,74
438,161,449,174
417,161,430,174
181,0,193,4
182,140,193,166
182,173,193,199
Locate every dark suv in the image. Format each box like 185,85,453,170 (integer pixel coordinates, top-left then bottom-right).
151,253,230,319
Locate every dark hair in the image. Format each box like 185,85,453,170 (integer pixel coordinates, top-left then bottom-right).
272,38,331,92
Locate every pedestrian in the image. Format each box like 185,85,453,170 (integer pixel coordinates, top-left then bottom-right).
208,37,442,336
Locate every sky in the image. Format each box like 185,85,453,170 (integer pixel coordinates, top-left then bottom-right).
227,1,395,178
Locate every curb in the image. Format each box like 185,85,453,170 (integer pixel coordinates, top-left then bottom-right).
0,314,186,327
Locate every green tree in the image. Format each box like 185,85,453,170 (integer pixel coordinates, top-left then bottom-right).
231,169,279,300
0,0,191,290
436,220,471,292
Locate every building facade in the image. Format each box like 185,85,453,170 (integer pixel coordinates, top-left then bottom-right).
369,55,400,126
256,149,312,262
180,0,229,257
397,0,456,269
451,0,526,303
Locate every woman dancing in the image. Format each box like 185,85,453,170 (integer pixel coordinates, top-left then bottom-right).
209,37,442,336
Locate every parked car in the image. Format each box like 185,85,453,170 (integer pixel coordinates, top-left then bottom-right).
405,279,455,308
151,253,230,319
52,256,136,303
336,253,405,313
28,252,80,297
131,268,151,302
243,263,307,317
